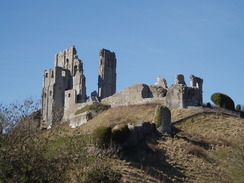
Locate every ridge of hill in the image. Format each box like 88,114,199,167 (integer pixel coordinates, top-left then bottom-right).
46,104,244,182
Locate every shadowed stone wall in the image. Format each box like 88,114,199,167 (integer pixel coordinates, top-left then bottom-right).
98,49,117,100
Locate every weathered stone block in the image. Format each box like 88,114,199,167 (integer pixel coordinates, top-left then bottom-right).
126,122,157,147
69,111,92,128
154,106,171,135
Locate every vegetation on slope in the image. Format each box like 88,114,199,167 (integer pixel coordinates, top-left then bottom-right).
1,100,243,182
75,103,110,115
169,113,244,182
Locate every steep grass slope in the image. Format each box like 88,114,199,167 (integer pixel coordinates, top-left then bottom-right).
34,105,244,182
160,112,244,182
64,105,243,183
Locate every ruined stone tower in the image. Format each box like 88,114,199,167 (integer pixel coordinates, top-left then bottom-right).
41,46,86,128
166,74,203,108
98,49,117,100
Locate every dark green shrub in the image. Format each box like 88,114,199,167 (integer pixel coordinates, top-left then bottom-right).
210,93,235,110
207,102,211,108
154,106,163,128
112,125,131,145
235,104,241,111
92,126,112,148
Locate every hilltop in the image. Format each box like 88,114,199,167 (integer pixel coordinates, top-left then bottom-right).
36,104,244,182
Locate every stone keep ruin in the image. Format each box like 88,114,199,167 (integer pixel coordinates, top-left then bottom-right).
41,46,203,128
41,46,116,128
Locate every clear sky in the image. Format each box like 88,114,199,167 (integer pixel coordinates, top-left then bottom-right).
0,0,244,106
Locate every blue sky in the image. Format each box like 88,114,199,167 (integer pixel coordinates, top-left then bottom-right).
0,0,244,106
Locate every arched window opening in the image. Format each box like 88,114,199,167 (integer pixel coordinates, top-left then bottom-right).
74,65,78,75
66,59,69,66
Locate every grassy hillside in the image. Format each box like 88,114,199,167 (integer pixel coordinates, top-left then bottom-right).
160,112,244,182
1,104,243,182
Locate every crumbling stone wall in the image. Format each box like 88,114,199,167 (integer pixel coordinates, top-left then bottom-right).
175,74,186,85
102,84,166,107
98,49,117,100
166,74,203,108
102,74,203,109
155,77,168,88
41,45,204,130
41,46,86,128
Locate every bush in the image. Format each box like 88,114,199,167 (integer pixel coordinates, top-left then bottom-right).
0,100,123,182
92,126,112,148
207,102,212,108
0,99,66,182
154,106,163,128
210,93,235,110
112,125,131,145
235,104,241,111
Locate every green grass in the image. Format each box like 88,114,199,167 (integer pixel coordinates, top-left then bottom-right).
211,148,229,160
75,103,110,115
46,134,91,158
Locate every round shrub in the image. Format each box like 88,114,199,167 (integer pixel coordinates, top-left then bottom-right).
235,104,241,111
210,93,235,110
92,126,112,148
112,125,131,145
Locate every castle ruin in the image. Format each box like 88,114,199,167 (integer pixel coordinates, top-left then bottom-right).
41,46,203,128
102,74,203,108
41,46,116,128
98,49,117,100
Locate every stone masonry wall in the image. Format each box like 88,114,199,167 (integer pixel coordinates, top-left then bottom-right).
102,74,203,109
41,46,86,129
98,49,117,100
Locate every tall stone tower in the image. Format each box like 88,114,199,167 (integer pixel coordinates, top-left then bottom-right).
98,49,117,100
41,46,86,128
